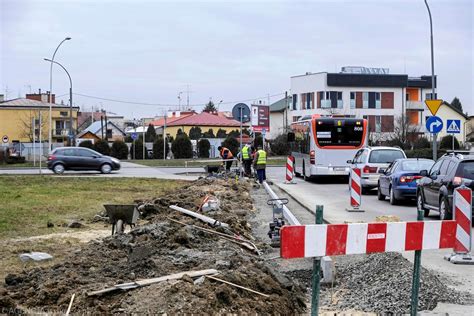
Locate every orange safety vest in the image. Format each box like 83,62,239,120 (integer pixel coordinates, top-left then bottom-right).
220,147,233,159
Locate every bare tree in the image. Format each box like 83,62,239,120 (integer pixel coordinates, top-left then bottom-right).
19,109,48,142
389,114,419,149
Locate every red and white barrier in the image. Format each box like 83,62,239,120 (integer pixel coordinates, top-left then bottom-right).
347,168,362,211
453,187,472,254
285,155,295,184
280,220,456,258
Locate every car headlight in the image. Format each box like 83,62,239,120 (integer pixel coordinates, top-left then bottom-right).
111,158,120,164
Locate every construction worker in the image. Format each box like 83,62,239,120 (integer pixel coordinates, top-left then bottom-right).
239,142,253,177
253,145,267,184
217,146,234,172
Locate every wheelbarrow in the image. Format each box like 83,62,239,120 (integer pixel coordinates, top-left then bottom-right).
103,204,140,235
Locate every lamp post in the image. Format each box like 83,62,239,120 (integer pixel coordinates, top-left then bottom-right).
424,0,437,160
48,37,71,152
44,58,74,146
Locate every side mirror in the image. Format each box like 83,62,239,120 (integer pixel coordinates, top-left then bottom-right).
378,169,385,174
419,170,428,177
346,160,353,164
92,155,99,158
287,132,295,142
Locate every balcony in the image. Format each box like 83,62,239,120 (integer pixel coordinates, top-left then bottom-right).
406,101,424,110
52,128,73,137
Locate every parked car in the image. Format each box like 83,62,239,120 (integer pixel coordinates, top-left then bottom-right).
417,153,474,219
47,147,121,174
377,158,435,205
347,146,407,194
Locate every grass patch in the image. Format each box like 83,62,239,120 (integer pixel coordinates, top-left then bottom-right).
0,162,38,168
131,156,287,167
0,176,183,239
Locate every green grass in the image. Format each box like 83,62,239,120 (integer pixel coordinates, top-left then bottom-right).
0,176,183,239
0,162,38,168
130,156,287,167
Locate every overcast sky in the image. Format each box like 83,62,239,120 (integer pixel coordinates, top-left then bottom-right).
1,0,473,118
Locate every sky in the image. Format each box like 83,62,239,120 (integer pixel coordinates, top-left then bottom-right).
1,0,473,118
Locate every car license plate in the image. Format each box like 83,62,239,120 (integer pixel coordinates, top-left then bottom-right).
333,167,346,171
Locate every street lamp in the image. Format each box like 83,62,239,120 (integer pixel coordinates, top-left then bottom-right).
44,58,74,146
424,0,437,160
48,37,71,152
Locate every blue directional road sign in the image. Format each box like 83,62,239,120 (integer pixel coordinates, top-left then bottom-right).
131,132,138,140
446,119,461,134
426,116,443,134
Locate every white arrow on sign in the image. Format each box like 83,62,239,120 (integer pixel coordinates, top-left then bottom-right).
429,120,442,133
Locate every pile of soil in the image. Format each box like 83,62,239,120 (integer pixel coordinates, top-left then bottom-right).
1,178,306,314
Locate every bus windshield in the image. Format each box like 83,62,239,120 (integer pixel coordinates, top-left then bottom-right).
314,118,365,148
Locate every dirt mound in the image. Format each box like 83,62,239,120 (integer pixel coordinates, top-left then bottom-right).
1,178,306,314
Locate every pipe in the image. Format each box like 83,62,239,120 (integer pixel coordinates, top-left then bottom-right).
262,181,301,225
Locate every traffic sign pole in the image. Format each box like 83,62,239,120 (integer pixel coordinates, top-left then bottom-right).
425,99,443,161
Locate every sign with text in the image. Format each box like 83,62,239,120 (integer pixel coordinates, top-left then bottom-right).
251,105,270,133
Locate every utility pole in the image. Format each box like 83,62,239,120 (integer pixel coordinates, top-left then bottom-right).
163,114,167,160
143,118,146,159
425,0,437,161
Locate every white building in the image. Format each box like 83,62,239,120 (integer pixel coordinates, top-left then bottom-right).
289,68,435,140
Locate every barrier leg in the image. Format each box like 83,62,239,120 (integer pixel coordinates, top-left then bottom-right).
346,168,364,212
284,155,296,184
310,205,323,316
410,207,423,315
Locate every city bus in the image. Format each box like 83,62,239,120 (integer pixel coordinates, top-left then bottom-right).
289,115,368,179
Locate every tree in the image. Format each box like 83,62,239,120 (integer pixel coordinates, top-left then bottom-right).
79,140,94,149
94,139,111,155
216,128,227,138
270,134,290,156
130,139,145,159
19,109,49,142
189,126,202,140
228,130,240,138
202,128,215,138
171,134,193,158
153,136,170,159
450,97,463,113
145,124,157,143
254,134,263,149
413,137,431,149
111,140,129,159
387,115,419,150
221,136,239,156
439,135,460,150
203,101,217,113
197,139,211,158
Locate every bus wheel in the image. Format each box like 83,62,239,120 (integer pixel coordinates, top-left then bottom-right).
303,163,308,181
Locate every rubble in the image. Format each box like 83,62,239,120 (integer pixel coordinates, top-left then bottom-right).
1,178,306,314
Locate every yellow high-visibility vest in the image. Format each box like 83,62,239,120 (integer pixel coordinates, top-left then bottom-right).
242,146,250,159
256,150,267,165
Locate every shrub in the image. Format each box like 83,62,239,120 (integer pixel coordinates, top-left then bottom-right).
145,124,157,142
254,134,263,149
202,128,215,138
130,139,145,160
413,137,431,149
111,140,129,159
216,129,227,138
189,126,202,140
79,140,94,149
153,136,170,159
197,139,211,158
172,134,193,158
221,136,239,156
405,148,446,159
270,134,290,156
93,139,111,155
439,135,460,149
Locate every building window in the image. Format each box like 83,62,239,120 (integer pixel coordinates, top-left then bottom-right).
425,93,437,100
292,94,297,110
363,92,368,108
306,92,312,109
60,111,68,117
337,92,343,108
375,116,381,132
375,92,381,109
350,92,355,109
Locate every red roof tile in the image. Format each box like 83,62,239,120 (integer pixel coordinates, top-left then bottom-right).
149,112,195,127
167,112,248,127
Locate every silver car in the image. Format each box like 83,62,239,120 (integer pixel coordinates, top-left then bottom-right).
347,146,407,194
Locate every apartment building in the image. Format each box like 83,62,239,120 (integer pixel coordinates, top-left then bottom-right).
289,67,434,139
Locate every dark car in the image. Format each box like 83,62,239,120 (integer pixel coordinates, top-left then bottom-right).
417,153,474,219
377,158,435,205
47,147,121,174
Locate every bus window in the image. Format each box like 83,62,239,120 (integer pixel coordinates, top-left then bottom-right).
314,118,365,148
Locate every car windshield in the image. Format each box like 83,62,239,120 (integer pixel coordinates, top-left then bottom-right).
369,150,405,163
400,160,434,172
458,161,474,180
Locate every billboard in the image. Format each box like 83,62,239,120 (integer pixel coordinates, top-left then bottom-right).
251,105,270,133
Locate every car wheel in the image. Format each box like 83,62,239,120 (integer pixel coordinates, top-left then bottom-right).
100,163,112,174
377,183,385,201
53,163,65,175
417,191,429,217
389,186,397,205
439,197,450,220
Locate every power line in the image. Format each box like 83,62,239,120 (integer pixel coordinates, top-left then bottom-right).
72,92,284,107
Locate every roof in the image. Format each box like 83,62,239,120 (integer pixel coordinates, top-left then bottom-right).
149,112,196,127
0,98,80,109
167,111,248,127
78,120,125,137
442,102,468,119
270,97,291,113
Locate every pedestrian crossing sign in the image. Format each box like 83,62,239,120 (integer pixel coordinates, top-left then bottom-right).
446,119,461,134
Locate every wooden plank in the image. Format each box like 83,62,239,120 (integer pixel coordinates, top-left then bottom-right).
206,275,269,298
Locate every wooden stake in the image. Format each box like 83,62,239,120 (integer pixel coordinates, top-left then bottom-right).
65,293,75,316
